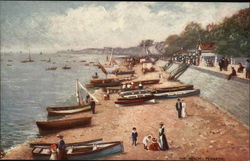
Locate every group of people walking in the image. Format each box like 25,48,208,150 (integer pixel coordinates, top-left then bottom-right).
218,58,230,71
131,122,169,151
175,98,186,119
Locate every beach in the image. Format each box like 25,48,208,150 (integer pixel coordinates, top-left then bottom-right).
2,61,249,161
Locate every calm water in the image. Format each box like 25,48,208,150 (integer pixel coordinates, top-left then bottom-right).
0,52,106,151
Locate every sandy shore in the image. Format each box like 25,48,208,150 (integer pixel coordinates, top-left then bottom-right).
2,62,249,160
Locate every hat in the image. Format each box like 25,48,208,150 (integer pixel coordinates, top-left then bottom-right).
56,134,63,138
159,122,164,125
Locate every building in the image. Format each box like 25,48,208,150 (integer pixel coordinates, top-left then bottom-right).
198,42,217,66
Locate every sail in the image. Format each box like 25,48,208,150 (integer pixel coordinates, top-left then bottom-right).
76,80,80,105
78,81,99,103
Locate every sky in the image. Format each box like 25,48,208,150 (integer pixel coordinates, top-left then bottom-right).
0,1,249,53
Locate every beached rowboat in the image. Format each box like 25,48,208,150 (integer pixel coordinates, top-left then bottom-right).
121,79,160,85
152,84,193,93
115,70,135,75
36,117,91,133
32,141,124,160
30,138,103,148
153,89,200,99
115,95,155,106
46,105,91,116
89,82,121,88
119,89,154,96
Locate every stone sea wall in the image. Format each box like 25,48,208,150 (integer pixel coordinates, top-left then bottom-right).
165,63,250,127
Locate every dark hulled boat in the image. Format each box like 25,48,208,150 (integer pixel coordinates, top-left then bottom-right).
32,141,124,160
121,79,160,86
36,117,92,134
115,95,155,106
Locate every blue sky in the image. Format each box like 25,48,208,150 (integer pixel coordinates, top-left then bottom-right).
0,1,248,53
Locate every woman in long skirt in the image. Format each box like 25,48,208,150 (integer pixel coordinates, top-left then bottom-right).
181,99,186,118
159,122,169,151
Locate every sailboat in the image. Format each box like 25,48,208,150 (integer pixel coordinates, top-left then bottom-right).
46,80,91,116
21,49,34,63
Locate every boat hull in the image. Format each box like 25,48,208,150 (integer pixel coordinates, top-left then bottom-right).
36,117,91,134
47,105,91,116
152,85,194,93
30,138,103,148
68,142,124,160
153,89,200,99
115,71,135,75
115,95,155,106
32,141,124,160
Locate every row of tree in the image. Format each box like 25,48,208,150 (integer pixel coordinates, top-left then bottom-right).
163,7,250,58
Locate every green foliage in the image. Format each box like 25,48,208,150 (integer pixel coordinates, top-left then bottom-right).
163,8,250,57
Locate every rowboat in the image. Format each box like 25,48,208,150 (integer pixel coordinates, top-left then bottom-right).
30,138,103,148
153,89,200,99
46,66,57,70
88,82,121,88
36,117,92,134
115,95,155,106
46,80,90,116
90,77,135,84
46,105,91,116
152,84,194,93
92,75,99,79
62,65,71,69
115,70,135,75
32,141,124,160
118,93,153,100
90,78,117,84
119,89,154,97
121,79,160,85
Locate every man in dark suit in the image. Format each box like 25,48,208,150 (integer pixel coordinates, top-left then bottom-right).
176,98,182,119
90,99,96,114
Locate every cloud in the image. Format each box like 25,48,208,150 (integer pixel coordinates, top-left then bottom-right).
0,2,248,52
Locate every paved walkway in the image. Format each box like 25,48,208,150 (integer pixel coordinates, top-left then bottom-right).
194,64,249,80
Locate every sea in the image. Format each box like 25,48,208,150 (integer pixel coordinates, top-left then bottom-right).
0,52,107,151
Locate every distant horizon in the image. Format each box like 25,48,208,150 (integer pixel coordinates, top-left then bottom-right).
0,2,248,53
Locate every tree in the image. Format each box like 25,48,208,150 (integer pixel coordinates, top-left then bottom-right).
206,8,250,57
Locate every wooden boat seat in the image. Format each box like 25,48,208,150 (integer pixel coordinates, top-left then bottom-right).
40,148,51,155
33,147,42,154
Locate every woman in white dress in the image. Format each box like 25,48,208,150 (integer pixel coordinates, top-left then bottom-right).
181,99,186,118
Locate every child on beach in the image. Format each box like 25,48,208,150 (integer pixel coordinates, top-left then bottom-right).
131,127,138,146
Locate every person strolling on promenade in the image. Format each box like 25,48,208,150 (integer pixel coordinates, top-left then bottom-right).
218,59,224,71
176,98,182,119
181,99,186,118
245,59,250,79
228,66,237,80
131,127,138,146
56,135,67,160
159,122,169,151
142,135,152,150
